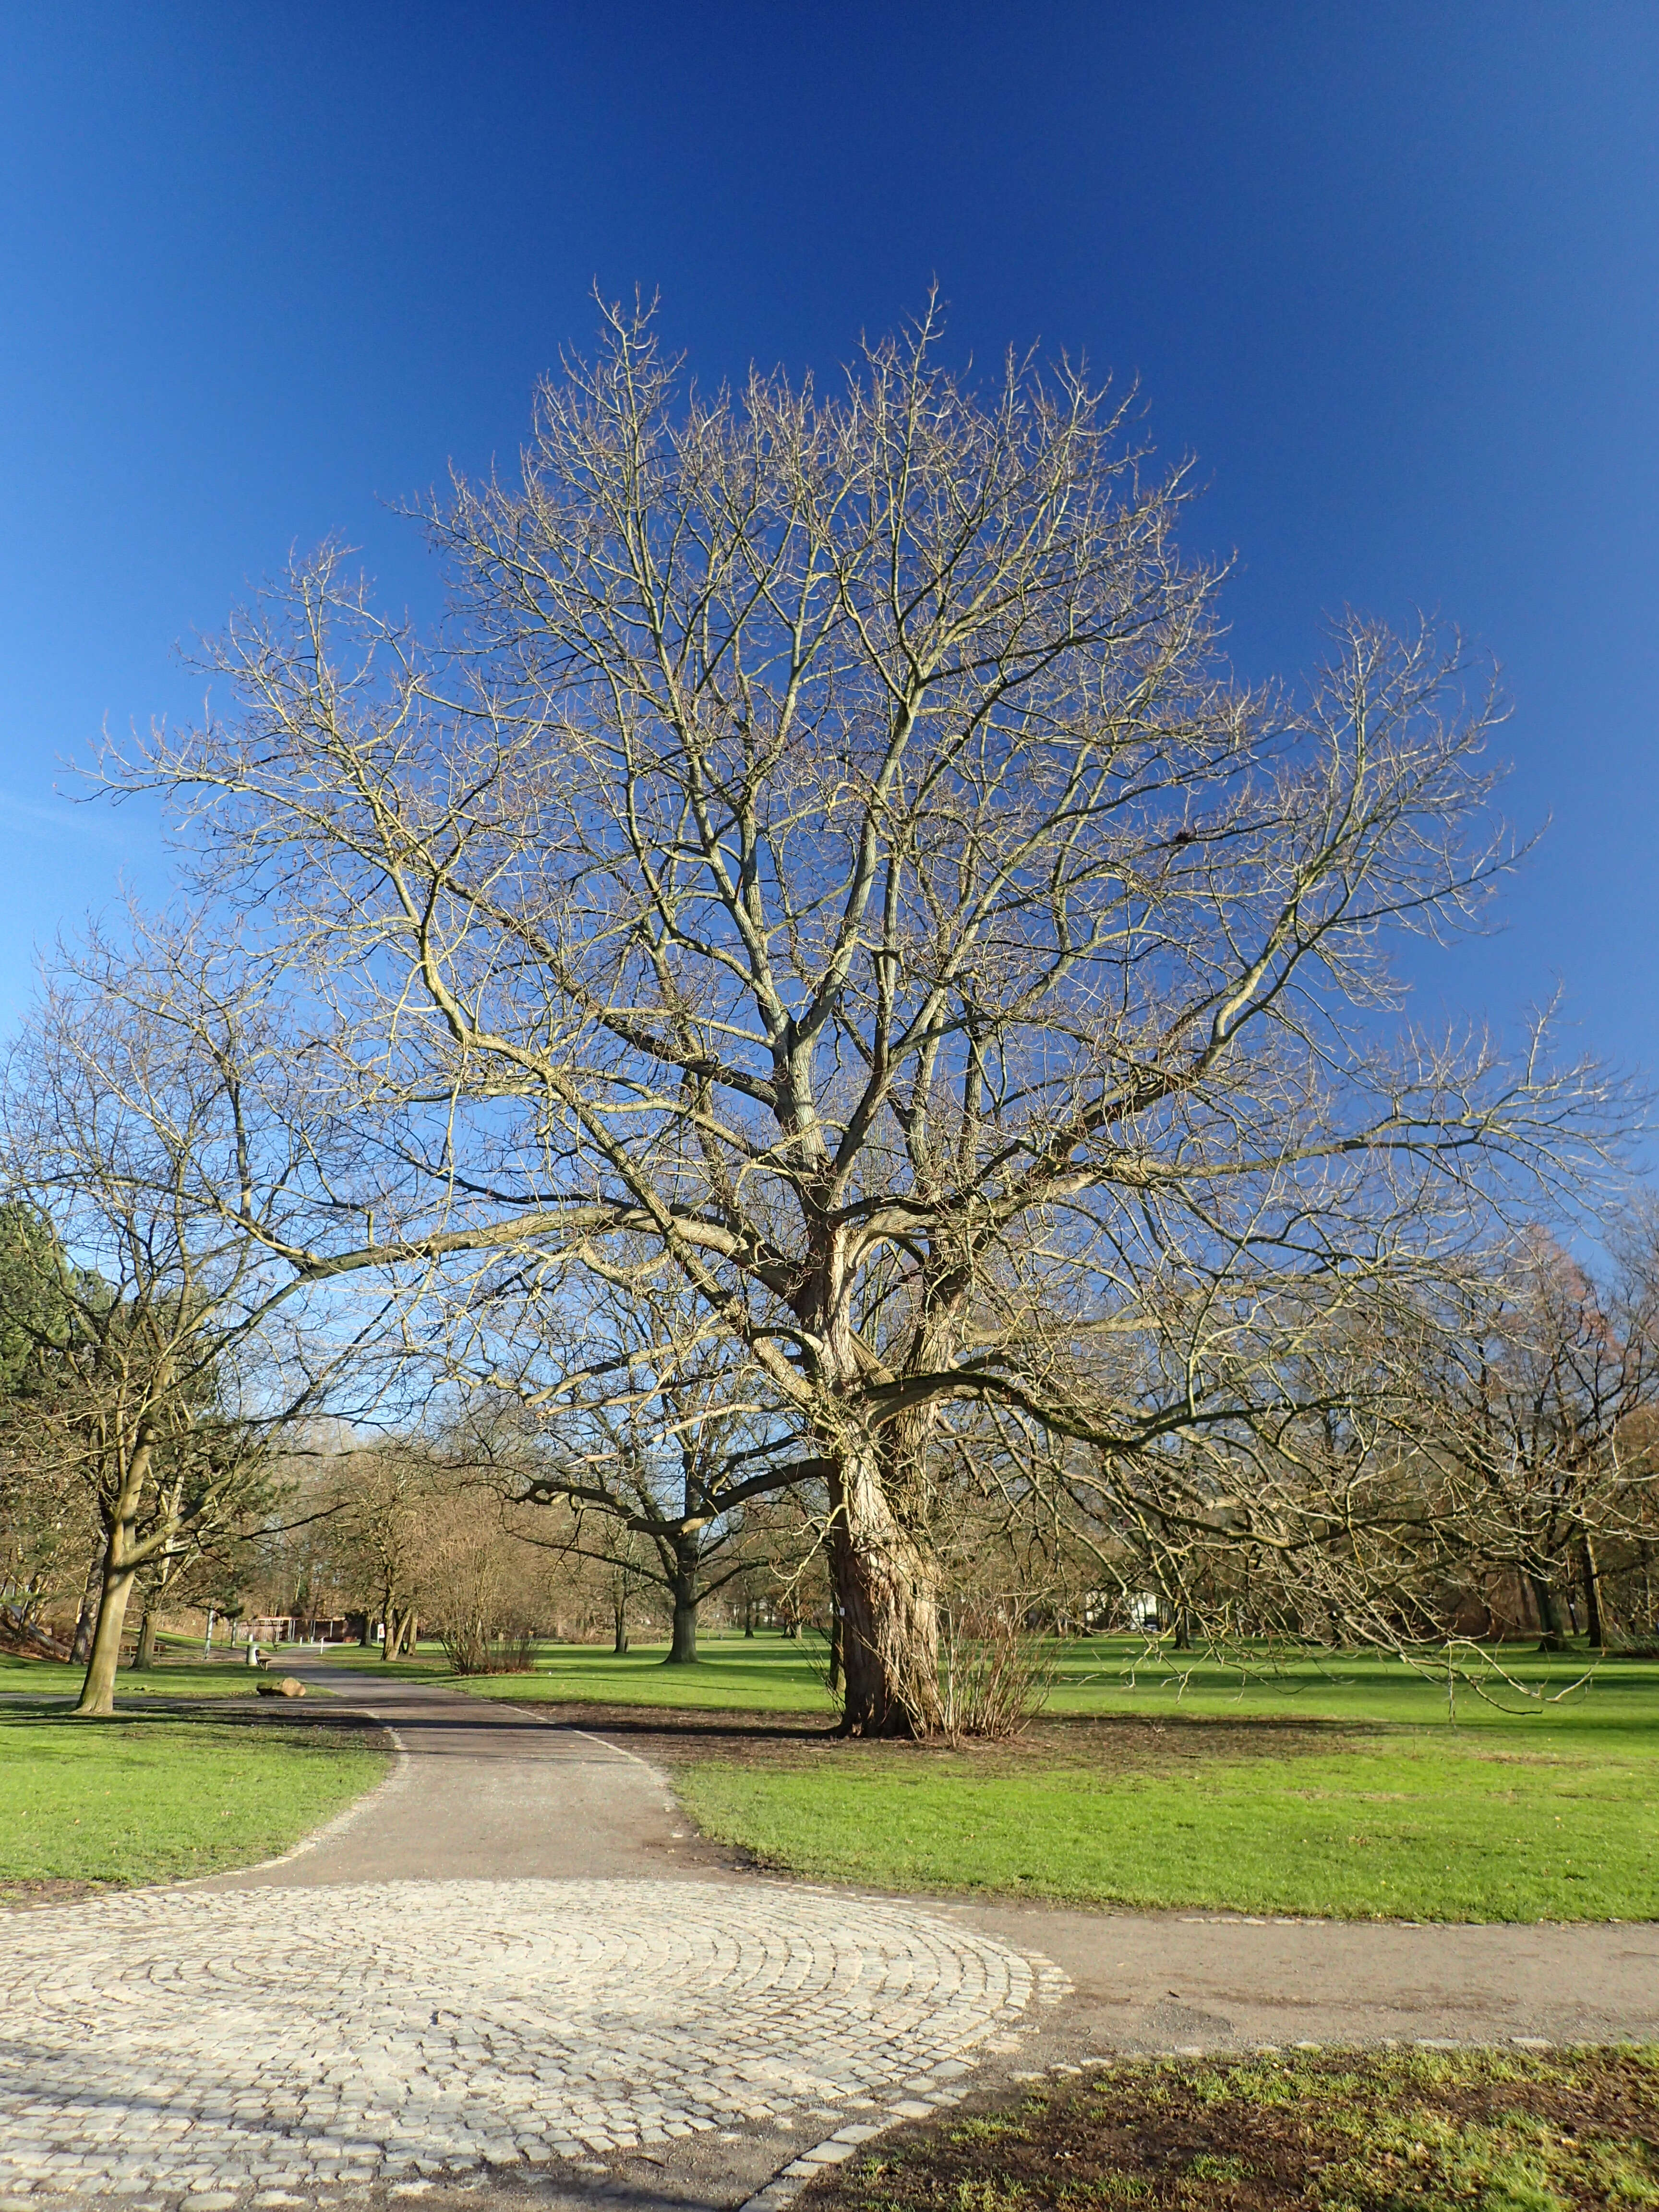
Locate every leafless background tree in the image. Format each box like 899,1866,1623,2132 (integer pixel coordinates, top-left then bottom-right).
0,913,389,1713
450,1267,817,1662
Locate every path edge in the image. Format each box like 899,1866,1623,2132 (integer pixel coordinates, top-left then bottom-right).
180,1714,413,1887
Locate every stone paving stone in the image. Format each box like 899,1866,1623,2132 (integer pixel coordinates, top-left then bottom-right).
0,1877,1051,2197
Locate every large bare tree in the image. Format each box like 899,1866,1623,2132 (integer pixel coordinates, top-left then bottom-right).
110,300,1612,1732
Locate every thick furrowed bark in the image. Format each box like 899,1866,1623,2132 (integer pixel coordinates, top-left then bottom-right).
830,1454,944,1738
663,1536,707,1664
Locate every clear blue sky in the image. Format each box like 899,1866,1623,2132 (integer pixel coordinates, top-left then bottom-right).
1,2,1655,1079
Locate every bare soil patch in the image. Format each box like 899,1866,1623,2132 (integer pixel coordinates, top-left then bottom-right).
528,1701,1370,1780
802,2049,1659,2212
0,1875,113,1911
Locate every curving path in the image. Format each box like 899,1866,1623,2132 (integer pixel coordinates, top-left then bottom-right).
3,1660,1654,2212
0,1666,1063,2212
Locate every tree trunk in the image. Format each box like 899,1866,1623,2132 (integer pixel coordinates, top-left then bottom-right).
74,1433,158,1718
743,1591,756,1638
664,1550,699,1665
612,1599,629,1656
132,1602,158,1670
827,1602,842,1695
830,1450,944,1738
1579,1535,1606,1649
1531,1573,1566,1650
69,1552,102,1666
73,1553,141,1717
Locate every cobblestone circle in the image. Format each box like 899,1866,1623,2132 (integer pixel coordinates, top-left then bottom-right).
0,1879,1052,2196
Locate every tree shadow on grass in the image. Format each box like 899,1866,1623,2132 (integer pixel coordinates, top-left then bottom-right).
0,1697,393,1750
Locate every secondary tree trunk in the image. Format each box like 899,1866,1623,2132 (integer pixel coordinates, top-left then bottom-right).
74,1431,160,1719
74,1551,141,1716
1579,1536,1606,1648
132,1602,158,1670
1531,1573,1567,1650
612,1599,629,1656
69,1552,101,1665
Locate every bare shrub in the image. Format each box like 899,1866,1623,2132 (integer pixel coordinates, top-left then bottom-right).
422,1498,551,1675
488,1625,538,1672
937,1599,1057,1744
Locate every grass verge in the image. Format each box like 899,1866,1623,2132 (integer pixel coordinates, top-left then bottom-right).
678,1733,1659,1921
0,1705,391,1903
806,2048,1659,2212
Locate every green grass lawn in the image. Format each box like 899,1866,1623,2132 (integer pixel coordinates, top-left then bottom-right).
346,1634,1659,1923
23,1635,1651,1920
680,1737,1658,1921
807,2047,1659,2212
296,1635,1659,1921
0,1705,391,1900
0,1655,266,1700
366,1635,841,1712
1045,1636,1659,1734
356,1629,1659,1732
